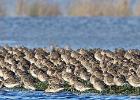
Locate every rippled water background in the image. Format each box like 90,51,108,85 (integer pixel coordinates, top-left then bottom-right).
1,17,140,49
0,17,140,99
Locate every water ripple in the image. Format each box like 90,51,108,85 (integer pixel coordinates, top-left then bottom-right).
0,89,139,100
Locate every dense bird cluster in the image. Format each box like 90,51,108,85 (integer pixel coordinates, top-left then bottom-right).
0,46,140,93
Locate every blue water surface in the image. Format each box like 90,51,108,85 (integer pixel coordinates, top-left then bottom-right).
0,89,140,100
0,17,140,50
0,17,140,99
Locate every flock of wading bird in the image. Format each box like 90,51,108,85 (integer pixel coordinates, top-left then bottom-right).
0,46,140,93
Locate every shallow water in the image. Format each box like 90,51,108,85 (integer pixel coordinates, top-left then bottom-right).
0,17,140,99
1,17,140,50
0,89,140,100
